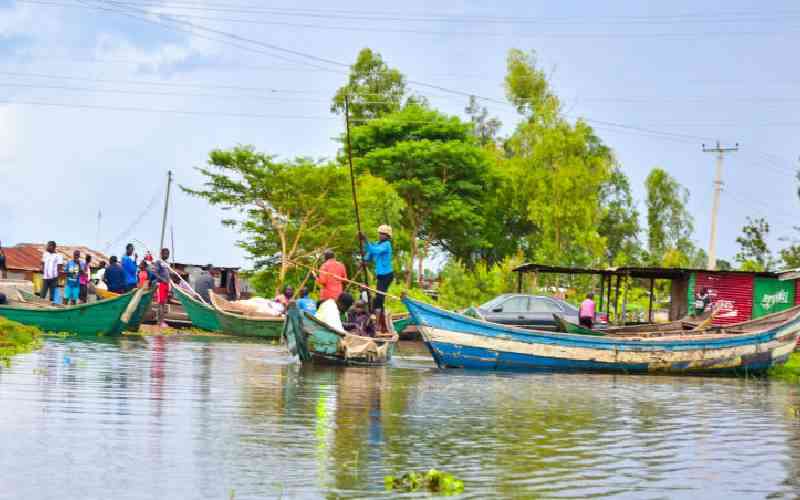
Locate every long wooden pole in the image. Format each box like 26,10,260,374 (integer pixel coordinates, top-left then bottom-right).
159,170,173,252
344,96,371,305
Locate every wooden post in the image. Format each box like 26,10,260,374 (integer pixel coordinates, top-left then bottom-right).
517,271,523,293
606,274,613,317
598,273,606,311
648,278,655,323
621,275,629,324
614,274,621,324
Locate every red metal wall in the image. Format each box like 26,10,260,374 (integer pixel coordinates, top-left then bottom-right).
694,273,754,325
795,280,800,305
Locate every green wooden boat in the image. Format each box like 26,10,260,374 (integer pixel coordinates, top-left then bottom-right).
552,314,605,336
125,287,155,332
173,286,221,331
283,304,398,366
392,314,413,334
0,290,136,337
210,292,283,339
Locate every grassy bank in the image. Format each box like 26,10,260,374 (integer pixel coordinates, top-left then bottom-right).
768,352,800,383
0,317,43,364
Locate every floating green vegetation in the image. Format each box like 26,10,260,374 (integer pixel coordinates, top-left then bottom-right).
769,352,800,383
385,469,464,495
0,317,44,365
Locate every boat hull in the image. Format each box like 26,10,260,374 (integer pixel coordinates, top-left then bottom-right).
173,287,221,331
125,287,155,332
215,310,283,339
0,291,136,337
404,298,800,375
283,306,397,366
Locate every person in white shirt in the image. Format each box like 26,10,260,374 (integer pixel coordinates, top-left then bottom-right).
40,240,63,302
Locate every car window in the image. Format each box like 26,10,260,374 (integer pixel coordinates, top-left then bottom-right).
500,296,529,312
480,296,507,310
529,298,562,313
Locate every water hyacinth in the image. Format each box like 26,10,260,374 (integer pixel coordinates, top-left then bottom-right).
385,469,464,495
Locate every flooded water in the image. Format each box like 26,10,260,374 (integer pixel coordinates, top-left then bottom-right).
1,336,800,499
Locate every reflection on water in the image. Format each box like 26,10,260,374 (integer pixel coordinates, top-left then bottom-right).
1,337,800,499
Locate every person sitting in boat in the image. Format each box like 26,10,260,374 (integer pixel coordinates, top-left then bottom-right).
343,300,376,337
578,292,595,329
296,286,317,314
194,264,215,303
315,292,354,332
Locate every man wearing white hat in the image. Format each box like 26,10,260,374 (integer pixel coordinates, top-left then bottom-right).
360,224,394,312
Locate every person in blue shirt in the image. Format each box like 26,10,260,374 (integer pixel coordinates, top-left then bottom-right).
103,256,127,294
64,250,85,305
360,224,393,312
121,243,138,292
296,286,317,314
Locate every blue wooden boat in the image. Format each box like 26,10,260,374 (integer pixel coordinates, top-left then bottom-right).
402,297,800,375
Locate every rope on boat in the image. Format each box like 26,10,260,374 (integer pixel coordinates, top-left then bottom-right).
284,258,403,302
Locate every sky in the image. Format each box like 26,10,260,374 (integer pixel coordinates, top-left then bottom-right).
1,0,799,269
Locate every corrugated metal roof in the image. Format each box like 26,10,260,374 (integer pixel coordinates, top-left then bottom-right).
3,244,110,272
513,262,778,279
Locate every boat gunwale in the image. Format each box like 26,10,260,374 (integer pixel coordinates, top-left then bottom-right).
403,297,800,350
0,289,137,312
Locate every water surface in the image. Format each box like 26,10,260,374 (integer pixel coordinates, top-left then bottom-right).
1,336,799,499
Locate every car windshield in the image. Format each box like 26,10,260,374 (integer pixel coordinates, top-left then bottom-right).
480,296,508,310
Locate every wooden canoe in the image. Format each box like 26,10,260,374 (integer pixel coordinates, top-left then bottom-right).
283,304,398,366
392,313,413,334
552,314,605,336
125,287,155,332
404,297,800,375
209,292,283,339
0,290,136,337
173,286,221,331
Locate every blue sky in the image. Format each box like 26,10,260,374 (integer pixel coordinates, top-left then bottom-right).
1,0,798,268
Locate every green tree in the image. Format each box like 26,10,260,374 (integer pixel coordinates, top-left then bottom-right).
780,245,800,268
503,48,614,266
182,145,404,293
465,95,502,146
331,48,407,122
644,168,695,264
348,103,491,284
598,167,641,265
735,217,773,271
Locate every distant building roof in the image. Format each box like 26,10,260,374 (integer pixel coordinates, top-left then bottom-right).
3,243,110,272
512,263,779,279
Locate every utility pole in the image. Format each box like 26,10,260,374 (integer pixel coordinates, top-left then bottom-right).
159,170,173,253
702,141,739,270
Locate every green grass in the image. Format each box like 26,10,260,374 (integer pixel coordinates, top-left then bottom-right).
0,317,44,365
769,352,800,383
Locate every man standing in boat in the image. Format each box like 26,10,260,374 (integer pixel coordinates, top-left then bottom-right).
315,249,347,304
40,240,63,302
360,225,394,314
154,248,172,328
64,250,85,306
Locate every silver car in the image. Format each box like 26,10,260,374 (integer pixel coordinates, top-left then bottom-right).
471,294,608,330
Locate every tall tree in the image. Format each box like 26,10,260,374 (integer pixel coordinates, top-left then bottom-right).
503,48,614,266
465,95,502,146
331,48,406,122
182,146,404,292
735,217,773,271
598,167,641,266
348,103,490,284
644,168,694,264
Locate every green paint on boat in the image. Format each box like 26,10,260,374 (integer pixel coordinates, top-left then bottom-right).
0,291,135,337
173,286,221,332
214,308,284,339
552,314,605,336
125,287,155,332
392,316,413,333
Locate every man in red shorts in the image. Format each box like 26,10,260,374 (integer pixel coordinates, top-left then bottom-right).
154,248,172,328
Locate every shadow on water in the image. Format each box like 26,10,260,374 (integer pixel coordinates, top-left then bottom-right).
1,337,800,498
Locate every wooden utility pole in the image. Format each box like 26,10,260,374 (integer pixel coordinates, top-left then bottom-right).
344,96,371,296
702,141,739,270
159,170,173,253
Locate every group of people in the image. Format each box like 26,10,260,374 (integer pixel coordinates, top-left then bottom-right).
38,242,174,326
257,225,395,337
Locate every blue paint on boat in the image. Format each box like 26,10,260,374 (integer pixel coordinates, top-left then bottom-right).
404,298,798,351
403,298,799,375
